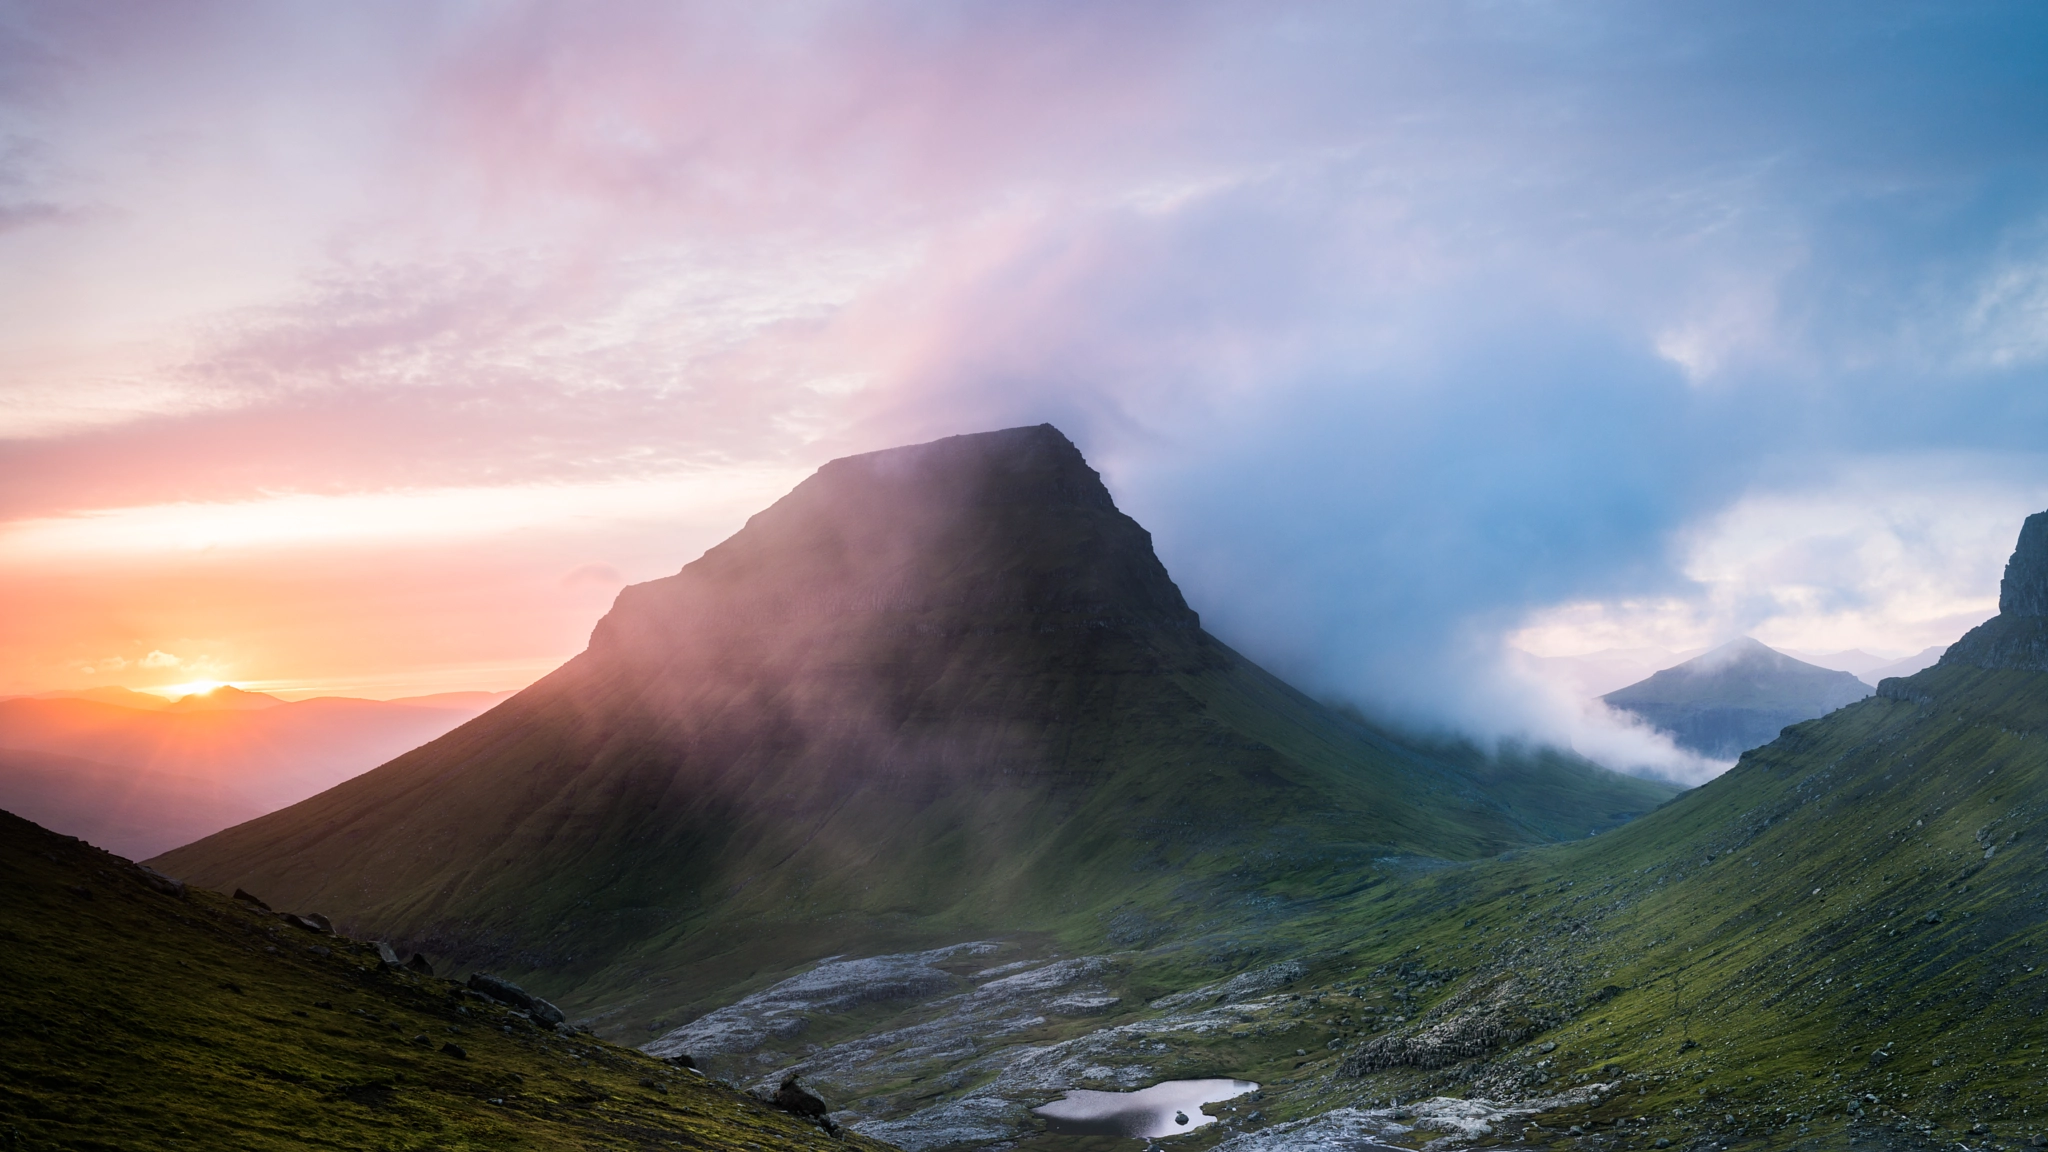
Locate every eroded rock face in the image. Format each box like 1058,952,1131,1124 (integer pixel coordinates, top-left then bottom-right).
1942,510,2048,673
1999,511,2048,618
1149,961,1306,1011
644,943,1000,1060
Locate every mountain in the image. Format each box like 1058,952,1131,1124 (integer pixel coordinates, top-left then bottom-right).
0,807,882,1152
1859,644,1948,686
1780,647,1895,677
622,509,2048,1150
153,425,1674,1040
13,685,175,709
0,692,505,857
0,747,265,859
1600,636,1872,758
164,684,289,711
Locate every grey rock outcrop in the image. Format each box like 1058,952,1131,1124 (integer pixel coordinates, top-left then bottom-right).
466,972,567,1027
1999,511,2048,617
1941,510,2048,674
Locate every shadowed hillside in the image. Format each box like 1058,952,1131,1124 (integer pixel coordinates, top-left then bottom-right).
0,808,892,1152
154,425,1671,1040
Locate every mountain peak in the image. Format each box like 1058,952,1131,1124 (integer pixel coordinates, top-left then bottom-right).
587,423,1198,670
1937,509,2048,674
1602,637,1870,758
2000,510,2048,617
164,685,286,712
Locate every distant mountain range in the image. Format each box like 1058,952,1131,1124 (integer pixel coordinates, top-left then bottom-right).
153,425,1674,1040
0,686,513,857
1525,641,1948,701
1600,636,1873,759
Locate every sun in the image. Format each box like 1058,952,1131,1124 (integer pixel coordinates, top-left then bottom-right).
147,679,231,700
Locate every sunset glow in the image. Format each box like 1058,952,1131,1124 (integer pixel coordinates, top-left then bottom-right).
1,2,2045,753
145,681,229,701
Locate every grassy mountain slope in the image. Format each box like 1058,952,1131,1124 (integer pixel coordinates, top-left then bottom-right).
0,808,891,1152
1114,551,2048,1150
153,425,1671,1040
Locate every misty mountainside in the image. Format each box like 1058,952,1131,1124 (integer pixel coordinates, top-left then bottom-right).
0,808,879,1152
153,424,1671,1046
609,511,2048,1152
1859,645,1948,686
1601,636,1873,759
0,688,508,858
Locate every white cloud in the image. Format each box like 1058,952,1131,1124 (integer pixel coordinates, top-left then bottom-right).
1512,452,2048,661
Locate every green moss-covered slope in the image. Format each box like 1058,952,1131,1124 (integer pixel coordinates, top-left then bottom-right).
1187,661,2048,1149
0,809,892,1151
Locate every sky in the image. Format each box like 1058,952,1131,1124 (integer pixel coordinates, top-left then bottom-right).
3,1,2047,778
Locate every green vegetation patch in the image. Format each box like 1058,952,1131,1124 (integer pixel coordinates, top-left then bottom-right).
0,809,895,1152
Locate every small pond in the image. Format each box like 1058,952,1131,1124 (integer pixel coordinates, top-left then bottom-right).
1033,1078,1259,1139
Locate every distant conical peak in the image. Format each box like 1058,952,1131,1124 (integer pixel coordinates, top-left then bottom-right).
2000,510,2048,618
1675,637,1793,673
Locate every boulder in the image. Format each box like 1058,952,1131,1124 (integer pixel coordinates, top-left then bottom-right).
405,953,433,976
232,888,270,911
773,1075,835,1132
137,867,185,898
469,972,540,1012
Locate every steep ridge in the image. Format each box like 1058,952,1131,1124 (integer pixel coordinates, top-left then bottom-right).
1602,637,1872,759
1940,510,2048,674
0,808,884,1152
155,426,1671,1036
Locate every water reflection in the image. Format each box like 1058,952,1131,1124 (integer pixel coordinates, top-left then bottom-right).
1033,1078,1258,1139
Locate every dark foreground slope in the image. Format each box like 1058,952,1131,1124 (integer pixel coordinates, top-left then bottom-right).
0,809,891,1152
1603,636,1872,758
155,425,1669,1037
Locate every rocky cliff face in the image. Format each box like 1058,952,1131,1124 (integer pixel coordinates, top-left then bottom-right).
1940,509,2048,674
1998,510,2048,616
